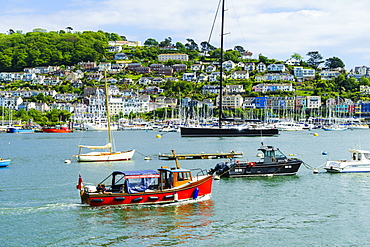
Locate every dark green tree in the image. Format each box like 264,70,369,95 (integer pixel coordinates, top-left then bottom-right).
185,39,198,51
159,37,172,47
325,57,345,69
144,38,159,47
306,51,324,68
234,45,245,54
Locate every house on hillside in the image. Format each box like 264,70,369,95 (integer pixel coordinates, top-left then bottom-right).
257,62,267,72
267,64,286,72
231,71,249,80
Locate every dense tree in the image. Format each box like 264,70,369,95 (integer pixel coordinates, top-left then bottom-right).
159,37,172,47
144,38,159,47
258,54,268,63
291,52,303,61
185,39,198,51
0,30,109,71
200,41,216,52
234,45,245,54
306,51,324,68
325,57,345,69
175,42,186,51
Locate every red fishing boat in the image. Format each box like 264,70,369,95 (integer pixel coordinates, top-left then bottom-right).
42,126,72,133
77,150,213,207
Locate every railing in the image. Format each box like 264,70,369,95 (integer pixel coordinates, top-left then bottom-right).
191,168,209,180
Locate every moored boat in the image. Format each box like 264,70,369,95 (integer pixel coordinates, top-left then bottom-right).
77,150,213,206
275,121,303,131
179,0,278,138
208,144,303,177
7,126,34,133
180,125,278,137
42,126,72,133
324,149,370,173
75,70,135,162
76,143,135,162
0,159,11,167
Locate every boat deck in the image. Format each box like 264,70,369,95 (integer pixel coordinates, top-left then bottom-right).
159,151,243,160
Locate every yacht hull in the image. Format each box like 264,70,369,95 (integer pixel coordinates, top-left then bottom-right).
180,127,279,137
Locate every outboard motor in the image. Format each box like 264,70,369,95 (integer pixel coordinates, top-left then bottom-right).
208,161,232,175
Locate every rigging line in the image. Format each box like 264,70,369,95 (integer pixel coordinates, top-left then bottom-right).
207,0,222,46
229,0,249,50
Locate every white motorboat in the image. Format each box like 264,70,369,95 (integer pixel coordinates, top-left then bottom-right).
324,149,370,173
275,121,303,131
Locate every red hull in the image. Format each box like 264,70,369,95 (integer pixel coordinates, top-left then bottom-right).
42,128,72,133
82,175,213,207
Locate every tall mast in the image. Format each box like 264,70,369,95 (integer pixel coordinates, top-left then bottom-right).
104,70,113,153
218,0,225,128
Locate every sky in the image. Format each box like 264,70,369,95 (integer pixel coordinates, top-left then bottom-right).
1,0,370,70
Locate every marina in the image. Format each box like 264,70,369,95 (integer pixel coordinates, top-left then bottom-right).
2,129,370,245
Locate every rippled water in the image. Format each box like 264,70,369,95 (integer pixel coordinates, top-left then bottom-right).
1,129,370,246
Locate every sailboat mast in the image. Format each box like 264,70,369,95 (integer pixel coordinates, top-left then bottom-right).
104,70,113,153
218,0,225,129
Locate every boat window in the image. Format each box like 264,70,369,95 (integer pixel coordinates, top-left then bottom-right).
358,153,362,160
353,153,356,160
364,153,370,159
125,177,158,193
113,174,125,185
265,151,273,157
177,172,185,181
177,172,191,181
274,150,286,159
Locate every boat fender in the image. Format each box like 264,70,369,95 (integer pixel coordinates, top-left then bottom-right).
248,162,256,167
132,197,143,203
114,197,126,201
193,187,199,199
174,192,178,202
164,194,174,199
91,199,104,203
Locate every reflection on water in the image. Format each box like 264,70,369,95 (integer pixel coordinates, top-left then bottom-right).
76,200,215,246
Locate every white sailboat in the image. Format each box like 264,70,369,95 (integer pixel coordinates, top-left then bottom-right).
76,71,135,162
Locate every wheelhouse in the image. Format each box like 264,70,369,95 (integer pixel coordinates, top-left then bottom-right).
259,146,287,163
158,167,193,189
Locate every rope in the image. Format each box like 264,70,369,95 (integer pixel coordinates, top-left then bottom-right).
301,161,326,170
136,150,150,157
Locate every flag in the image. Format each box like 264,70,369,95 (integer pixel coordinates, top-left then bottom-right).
76,173,83,190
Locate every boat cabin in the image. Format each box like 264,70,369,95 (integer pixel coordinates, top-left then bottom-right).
258,146,287,163
158,167,193,189
350,149,370,161
99,168,193,194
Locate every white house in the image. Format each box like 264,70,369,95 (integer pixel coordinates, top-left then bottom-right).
202,85,220,94
267,64,286,72
319,70,340,80
293,67,315,81
225,85,245,94
231,71,249,80
244,63,255,71
222,60,236,71
182,72,197,82
256,62,267,72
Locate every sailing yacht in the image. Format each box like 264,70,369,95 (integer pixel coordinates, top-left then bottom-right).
76,71,135,162
180,0,278,137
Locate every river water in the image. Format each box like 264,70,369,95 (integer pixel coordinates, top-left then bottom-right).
1,129,370,246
